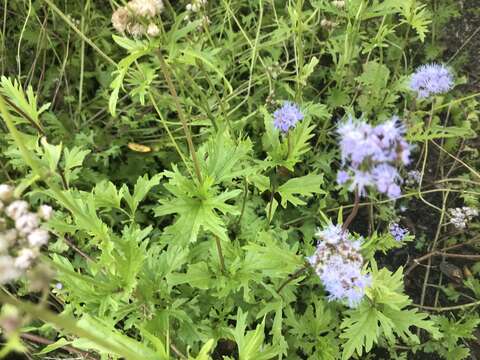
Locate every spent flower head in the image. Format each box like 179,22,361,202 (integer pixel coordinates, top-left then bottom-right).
111,0,163,37
273,102,304,133
0,184,52,285
410,63,453,99
308,223,370,308
128,0,164,18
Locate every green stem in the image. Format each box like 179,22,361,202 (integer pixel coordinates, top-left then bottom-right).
2,96,46,136
235,178,249,226
42,0,115,66
276,264,309,294
267,183,275,224
0,95,45,177
156,51,203,184
0,290,139,359
287,131,292,160
182,65,218,132
294,0,304,101
214,236,226,274
77,0,89,116
148,91,192,175
0,94,106,241
413,300,480,312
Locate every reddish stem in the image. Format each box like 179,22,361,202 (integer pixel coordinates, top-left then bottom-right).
342,189,360,231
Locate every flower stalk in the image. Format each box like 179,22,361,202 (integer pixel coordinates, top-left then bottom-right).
156,51,203,184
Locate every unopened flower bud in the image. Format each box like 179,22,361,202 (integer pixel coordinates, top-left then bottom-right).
15,213,39,235
6,200,29,220
38,205,53,221
0,185,14,203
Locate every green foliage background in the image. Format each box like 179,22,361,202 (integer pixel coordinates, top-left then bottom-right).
0,0,479,359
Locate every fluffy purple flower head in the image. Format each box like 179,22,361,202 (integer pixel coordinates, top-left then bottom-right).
337,170,349,185
371,164,401,198
349,170,372,197
410,63,453,99
338,119,377,166
389,223,409,242
336,116,411,198
273,102,304,133
308,224,370,308
320,256,371,308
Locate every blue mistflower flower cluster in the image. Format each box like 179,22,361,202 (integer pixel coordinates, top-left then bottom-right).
337,116,411,198
273,102,304,133
308,224,370,308
410,63,453,99
389,223,409,242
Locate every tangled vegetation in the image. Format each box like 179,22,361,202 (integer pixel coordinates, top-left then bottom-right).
0,0,479,359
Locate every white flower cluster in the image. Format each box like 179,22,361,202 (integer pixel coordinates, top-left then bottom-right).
449,207,478,230
67,14,81,27
111,0,163,37
186,0,207,13
332,0,345,7
405,170,422,186
184,0,210,29
0,184,53,284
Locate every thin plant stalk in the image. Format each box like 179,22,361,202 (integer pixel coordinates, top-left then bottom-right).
156,51,203,184
0,94,107,243
235,178,249,226
148,91,192,176
43,0,116,66
342,188,360,231
267,183,275,224
215,236,226,273
276,264,309,294
287,131,292,160
0,290,140,359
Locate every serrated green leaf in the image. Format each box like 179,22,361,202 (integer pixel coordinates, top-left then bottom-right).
40,137,62,172
168,262,213,289
277,173,325,207
155,167,240,243
231,309,279,360
122,173,163,215
341,266,440,359
94,181,123,209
